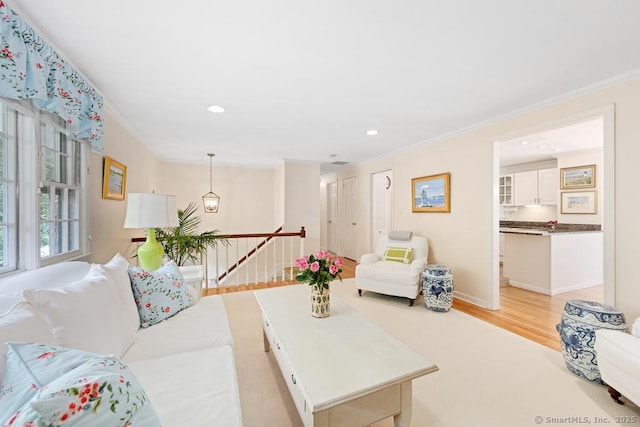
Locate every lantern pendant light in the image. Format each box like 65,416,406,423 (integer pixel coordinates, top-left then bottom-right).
202,153,220,213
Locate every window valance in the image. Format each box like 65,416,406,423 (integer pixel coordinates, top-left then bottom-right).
0,2,103,151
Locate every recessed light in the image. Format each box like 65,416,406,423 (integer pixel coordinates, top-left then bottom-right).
206,105,225,113
537,144,547,149
366,130,379,136
554,148,563,152
520,141,529,145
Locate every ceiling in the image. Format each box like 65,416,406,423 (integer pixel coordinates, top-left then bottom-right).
8,1,640,173
500,118,604,167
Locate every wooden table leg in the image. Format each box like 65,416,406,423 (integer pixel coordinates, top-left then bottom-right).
393,381,412,427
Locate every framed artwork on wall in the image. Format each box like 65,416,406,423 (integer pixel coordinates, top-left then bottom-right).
102,156,127,200
560,164,596,189
561,191,597,214
411,172,450,213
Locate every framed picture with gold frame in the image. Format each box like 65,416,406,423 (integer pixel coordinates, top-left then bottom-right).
560,164,595,189
411,172,450,213
102,156,127,200
561,191,597,214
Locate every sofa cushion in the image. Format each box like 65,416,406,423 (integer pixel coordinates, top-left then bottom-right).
23,272,136,357
123,295,234,363
97,253,141,332
127,346,242,426
0,301,57,384
5,353,160,427
0,262,90,297
128,261,194,328
0,343,98,422
0,294,21,317
383,246,414,264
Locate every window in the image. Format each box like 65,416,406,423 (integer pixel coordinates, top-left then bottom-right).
0,98,88,273
39,117,82,259
0,103,18,274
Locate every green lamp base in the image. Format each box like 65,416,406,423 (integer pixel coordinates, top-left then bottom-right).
138,228,164,271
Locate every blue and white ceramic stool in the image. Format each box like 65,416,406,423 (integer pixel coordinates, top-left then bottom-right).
422,265,454,312
556,300,627,384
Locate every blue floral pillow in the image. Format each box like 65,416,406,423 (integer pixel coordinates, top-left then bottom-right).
0,343,98,422
4,355,160,426
128,261,194,328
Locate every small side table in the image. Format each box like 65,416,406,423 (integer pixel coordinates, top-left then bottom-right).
422,265,454,312
556,300,627,384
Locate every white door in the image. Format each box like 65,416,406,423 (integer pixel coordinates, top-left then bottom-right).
326,181,338,254
341,176,358,260
371,170,393,252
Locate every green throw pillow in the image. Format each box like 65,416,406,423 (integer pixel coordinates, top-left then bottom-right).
383,246,414,264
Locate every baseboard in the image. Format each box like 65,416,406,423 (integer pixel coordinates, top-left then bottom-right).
549,281,603,296
508,280,551,295
453,290,488,308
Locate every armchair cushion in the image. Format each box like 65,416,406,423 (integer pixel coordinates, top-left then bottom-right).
359,253,381,265
383,247,414,264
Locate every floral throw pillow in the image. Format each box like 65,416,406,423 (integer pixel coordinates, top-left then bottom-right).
128,261,194,328
4,355,160,427
0,343,98,422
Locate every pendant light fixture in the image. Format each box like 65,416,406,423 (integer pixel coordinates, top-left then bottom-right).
202,153,220,213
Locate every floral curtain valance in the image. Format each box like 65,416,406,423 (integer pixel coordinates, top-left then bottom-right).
0,2,103,151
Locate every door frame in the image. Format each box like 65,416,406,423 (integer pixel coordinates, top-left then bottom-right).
340,176,358,261
326,180,338,254
490,104,615,310
370,168,393,252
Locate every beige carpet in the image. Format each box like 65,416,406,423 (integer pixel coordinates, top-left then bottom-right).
222,279,640,427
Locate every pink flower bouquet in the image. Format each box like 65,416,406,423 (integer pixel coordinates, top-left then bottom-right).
295,250,343,290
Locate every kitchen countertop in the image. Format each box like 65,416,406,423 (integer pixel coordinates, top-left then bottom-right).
499,227,602,236
499,221,602,236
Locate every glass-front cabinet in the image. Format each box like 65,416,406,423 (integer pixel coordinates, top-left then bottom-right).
499,174,513,205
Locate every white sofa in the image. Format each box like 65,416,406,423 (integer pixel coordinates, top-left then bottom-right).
355,232,428,306
0,256,243,426
595,317,640,406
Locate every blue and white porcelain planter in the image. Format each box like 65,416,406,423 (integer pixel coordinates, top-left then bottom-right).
556,299,627,384
422,265,454,312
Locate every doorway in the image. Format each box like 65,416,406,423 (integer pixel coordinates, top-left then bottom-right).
491,105,615,310
370,170,393,252
341,176,358,260
326,181,338,254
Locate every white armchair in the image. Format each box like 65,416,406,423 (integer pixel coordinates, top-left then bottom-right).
595,317,640,405
355,232,428,306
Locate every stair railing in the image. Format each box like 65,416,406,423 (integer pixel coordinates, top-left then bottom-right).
211,226,306,288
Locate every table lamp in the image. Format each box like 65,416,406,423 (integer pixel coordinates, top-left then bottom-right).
124,193,178,270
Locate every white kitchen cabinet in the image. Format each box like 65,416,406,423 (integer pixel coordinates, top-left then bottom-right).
538,168,559,205
499,174,513,205
514,168,558,206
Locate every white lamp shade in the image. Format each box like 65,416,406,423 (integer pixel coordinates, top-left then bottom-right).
124,193,179,228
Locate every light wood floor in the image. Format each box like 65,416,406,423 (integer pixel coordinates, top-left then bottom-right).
204,258,602,352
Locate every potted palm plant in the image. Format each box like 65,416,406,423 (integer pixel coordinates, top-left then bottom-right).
154,202,228,296
155,202,227,266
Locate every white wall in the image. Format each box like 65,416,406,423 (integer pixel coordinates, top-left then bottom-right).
283,161,321,256
87,109,162,264
91,77,640,322
160,162,276,235
556,148,603,225
322,77,640,321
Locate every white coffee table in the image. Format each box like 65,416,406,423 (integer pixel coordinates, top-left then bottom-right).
254,285,438,427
